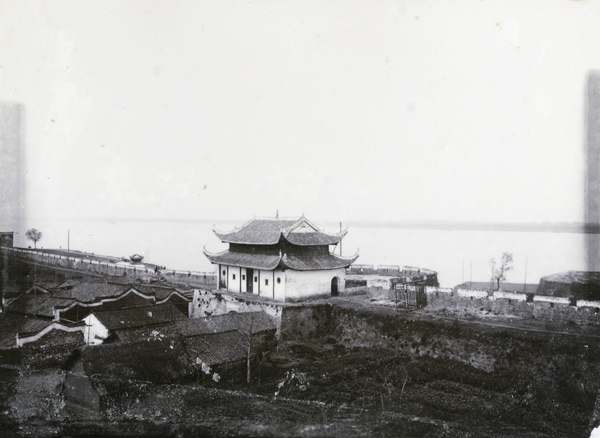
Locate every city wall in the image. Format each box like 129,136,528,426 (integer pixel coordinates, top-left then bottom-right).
2,247,217,289
190,289,333,340
347,264,438,284
426,287,600,324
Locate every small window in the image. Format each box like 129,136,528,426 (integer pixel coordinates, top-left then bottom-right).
277,277,281,284
232,274,236,280
254,276,257,282
265,279,269,286
242,275,245,280
222,270,226,276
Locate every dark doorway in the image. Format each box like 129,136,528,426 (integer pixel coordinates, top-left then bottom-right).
331,277,339,296
247,268,254,293
219,268,226,289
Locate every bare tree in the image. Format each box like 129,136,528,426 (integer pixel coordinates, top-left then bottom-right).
489,252,514,291
25,228,42,249
239,312,258,384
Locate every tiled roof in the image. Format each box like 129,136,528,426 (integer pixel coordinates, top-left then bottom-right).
213,217,346,246
113,325,181,343
203,249,282,270
214,218,297,245
93,303,187,331
283,230,346,246
282,253,358,271
175,312,276,337
55,279,82,289
0,317,53,349
77,337,195,394
6,295,75,318
113,311,276,343
205,249,358,271
53,283,129,303
132,284,189,301
183,330,247,367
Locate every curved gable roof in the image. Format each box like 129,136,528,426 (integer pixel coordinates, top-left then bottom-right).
214,218,297,245
213,216,346,246
203,248,282,270
281,252,359,271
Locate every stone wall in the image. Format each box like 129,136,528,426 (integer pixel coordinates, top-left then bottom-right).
425,287,600,324
347,264,438,285
190,290,335,341
279,304,334,341
190,289,283,333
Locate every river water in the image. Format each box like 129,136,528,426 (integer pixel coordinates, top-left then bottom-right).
16,219,600,289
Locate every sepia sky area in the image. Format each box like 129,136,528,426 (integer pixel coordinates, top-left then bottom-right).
1,0,600,228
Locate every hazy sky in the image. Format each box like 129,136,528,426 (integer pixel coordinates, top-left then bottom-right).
2,0,599,227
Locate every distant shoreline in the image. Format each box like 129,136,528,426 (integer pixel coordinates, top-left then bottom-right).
347,221,600,234
34,217,600,234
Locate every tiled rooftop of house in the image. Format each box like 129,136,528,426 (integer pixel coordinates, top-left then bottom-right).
53,283,130,302
92,302,187,331
0,316,53,349
184,330,247,367
112,311,275,343
7,294,76,318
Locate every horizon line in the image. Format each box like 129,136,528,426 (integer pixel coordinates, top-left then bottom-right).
23,217,600,234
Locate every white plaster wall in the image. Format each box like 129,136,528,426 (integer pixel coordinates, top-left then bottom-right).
493,291,527,301
82,314,109,345
533,295,571,305
426,286,453,294
456,289,489,299
259,269,274,298
366,277,392,289
284,268,345,301
273,269,286,301
228,266,241,293
577,300,600,308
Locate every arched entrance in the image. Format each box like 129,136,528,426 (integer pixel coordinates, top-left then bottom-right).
331,277,339,296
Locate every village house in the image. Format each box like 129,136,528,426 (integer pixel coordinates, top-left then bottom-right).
3,280,192,323
103,310,277,384
55,283,191,322
64,337,194,411
204,216,358,301
0,316,86,367
64,311,278,410
6,294,76,320
82,302,188,345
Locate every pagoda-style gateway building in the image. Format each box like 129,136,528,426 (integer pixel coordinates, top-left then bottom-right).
204,216,358,302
